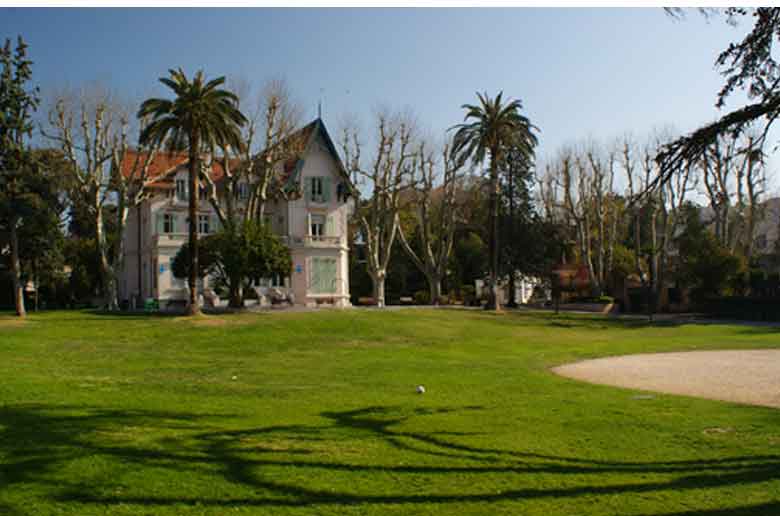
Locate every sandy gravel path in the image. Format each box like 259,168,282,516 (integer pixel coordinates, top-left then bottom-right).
553,350,780,409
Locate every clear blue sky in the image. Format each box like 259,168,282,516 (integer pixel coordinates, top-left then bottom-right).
1,7,766,180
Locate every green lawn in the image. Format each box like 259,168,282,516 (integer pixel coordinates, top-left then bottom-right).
1,309,779,516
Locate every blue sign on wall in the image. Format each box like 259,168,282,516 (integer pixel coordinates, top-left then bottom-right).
159,264,167,274
295,264,303,274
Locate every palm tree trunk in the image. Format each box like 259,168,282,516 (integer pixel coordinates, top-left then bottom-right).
10,218,26,318
187,131,201,316
487,154,501,312
506,167,518,309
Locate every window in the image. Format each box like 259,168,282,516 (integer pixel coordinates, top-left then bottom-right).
307,176,329,203
312,177,324,201
337,182,349,203
236,183,249,201
310,214,325,237
199,188,208,201
163,214,175,233
176,179,188,201
198,214,210,234
310,257,337,294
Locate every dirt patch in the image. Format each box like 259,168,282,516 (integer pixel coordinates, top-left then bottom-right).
702,427,734,435
553,350,780,409
0,318,27,329
175,315,251,327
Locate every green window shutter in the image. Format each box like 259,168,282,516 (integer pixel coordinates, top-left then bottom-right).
315,259,322,294
322,176,331,203
328,259,337,293
211,214,220,232
310,258,319,293
310,257,337,294
304,177,312,202
326,215,335,237
156,213,163,234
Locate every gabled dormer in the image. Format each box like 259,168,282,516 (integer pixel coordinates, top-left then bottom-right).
278,118,355,202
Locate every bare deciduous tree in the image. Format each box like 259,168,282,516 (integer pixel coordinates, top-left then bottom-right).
203,78,304,228
44,87,160,309
341,111,417,307
698,132,766,258
546,143,618,295
621,130,695,319
396,139,463,304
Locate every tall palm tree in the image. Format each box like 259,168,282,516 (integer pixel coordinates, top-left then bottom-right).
451,92,537,311
138,68,247,315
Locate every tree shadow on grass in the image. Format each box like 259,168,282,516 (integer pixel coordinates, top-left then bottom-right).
633,502,780,516
2,404,780,514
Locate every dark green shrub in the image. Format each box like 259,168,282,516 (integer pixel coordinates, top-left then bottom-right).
413,290,430,305
699,297,780,322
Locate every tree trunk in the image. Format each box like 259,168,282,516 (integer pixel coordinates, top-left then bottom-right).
95,201,119,311
506,272,518,308
372,271,386,308
98,248,118,311
187,132,201,316
110,204,130,312
103,267,119,312
428,274,442,306
228,281,244,309
648,208,658,323
9,219,26,318
506,164,517,309
33,261,38,312
487,155,501,312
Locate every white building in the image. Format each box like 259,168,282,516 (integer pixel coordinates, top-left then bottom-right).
118,118,354,310
475,275,542,305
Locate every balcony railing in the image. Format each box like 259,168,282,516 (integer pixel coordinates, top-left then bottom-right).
152,232,342,249
153,232,189,246
287,235,342,248
306,235,341,246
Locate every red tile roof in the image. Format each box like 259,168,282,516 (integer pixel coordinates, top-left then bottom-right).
120,118,351,192
120,150,188,182
120,150,234,186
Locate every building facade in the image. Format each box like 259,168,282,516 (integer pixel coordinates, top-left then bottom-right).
118,119,354,310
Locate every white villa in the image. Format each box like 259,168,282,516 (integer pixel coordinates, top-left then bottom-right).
118,118,354,310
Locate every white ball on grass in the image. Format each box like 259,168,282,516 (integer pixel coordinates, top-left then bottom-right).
416,385,426,394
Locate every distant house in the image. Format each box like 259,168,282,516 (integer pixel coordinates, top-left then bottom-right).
475,275,541,305
118,118,355,310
